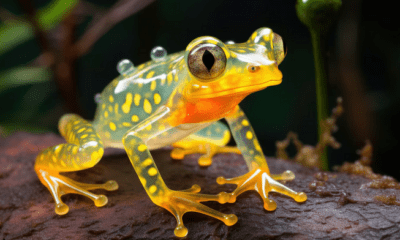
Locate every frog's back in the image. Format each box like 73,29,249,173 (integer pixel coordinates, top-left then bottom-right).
93,52,184,147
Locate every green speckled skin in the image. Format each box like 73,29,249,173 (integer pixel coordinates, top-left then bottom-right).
93,52,184,147
34,28,307,238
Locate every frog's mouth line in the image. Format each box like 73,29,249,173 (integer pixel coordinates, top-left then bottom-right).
192,79,282,99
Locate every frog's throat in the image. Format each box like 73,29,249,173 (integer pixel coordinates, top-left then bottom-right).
190,78,282,99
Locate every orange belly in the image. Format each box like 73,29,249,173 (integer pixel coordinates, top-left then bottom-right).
183,94,247,123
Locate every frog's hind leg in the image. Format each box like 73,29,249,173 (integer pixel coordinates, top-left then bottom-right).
35,114,118,215
171,121,240,166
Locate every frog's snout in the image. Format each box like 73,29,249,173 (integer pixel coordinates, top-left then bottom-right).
259,64,283,86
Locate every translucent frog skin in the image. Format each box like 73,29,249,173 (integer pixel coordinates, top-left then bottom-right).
35,28,307,237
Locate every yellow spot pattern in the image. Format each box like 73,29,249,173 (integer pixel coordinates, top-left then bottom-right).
254,139,262,152
246,131,253,139
109,95,114,103
147,71,155,79
91,148,104,161
72,146,79,154
144,99,152,114
242,119,249,126
109,122,116,131
146,124,152,130
122,93,133,113
122,122,132,127
154,93,161,104
131,115,139,122
138,144,147,152
167,72,173,84
139,177,146,186
150,80,156,91
54,146,62,155
142,158,153,167
263,34,271,42
114,103,119,114
149,185,157,194
104,111,109,118
148,167,157,176
251,32,257,40
134,94,141,106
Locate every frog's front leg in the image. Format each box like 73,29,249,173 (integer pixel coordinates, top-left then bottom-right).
122,107,237,237
217,106,307,210
35,114,118,215
171,121,240,166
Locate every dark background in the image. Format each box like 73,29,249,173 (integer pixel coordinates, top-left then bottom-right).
1,0,399,178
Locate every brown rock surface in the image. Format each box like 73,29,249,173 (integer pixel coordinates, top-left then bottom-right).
1,132,400,239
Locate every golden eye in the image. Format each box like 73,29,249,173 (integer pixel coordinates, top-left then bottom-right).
188,43,226,80
248,65,260,73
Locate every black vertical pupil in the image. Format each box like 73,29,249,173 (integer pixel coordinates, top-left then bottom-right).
202,50,215,72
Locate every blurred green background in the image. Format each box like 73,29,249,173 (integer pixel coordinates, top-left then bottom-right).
1,0,399,178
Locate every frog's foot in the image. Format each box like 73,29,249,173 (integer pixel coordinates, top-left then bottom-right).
171,143,241,167
157,185,237,237
216,168,306,211
37,169,118,215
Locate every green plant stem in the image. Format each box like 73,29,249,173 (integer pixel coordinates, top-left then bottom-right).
311,30,329,171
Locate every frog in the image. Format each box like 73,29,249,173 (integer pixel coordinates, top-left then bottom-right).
34,27,307,238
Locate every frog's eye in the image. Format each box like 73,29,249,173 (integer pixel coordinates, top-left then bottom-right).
272,33,287,65
188,43,227,80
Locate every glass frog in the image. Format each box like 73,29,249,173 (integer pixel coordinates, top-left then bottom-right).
35,27,307,237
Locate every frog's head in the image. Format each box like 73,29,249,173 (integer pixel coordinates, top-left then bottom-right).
183,27,286,100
